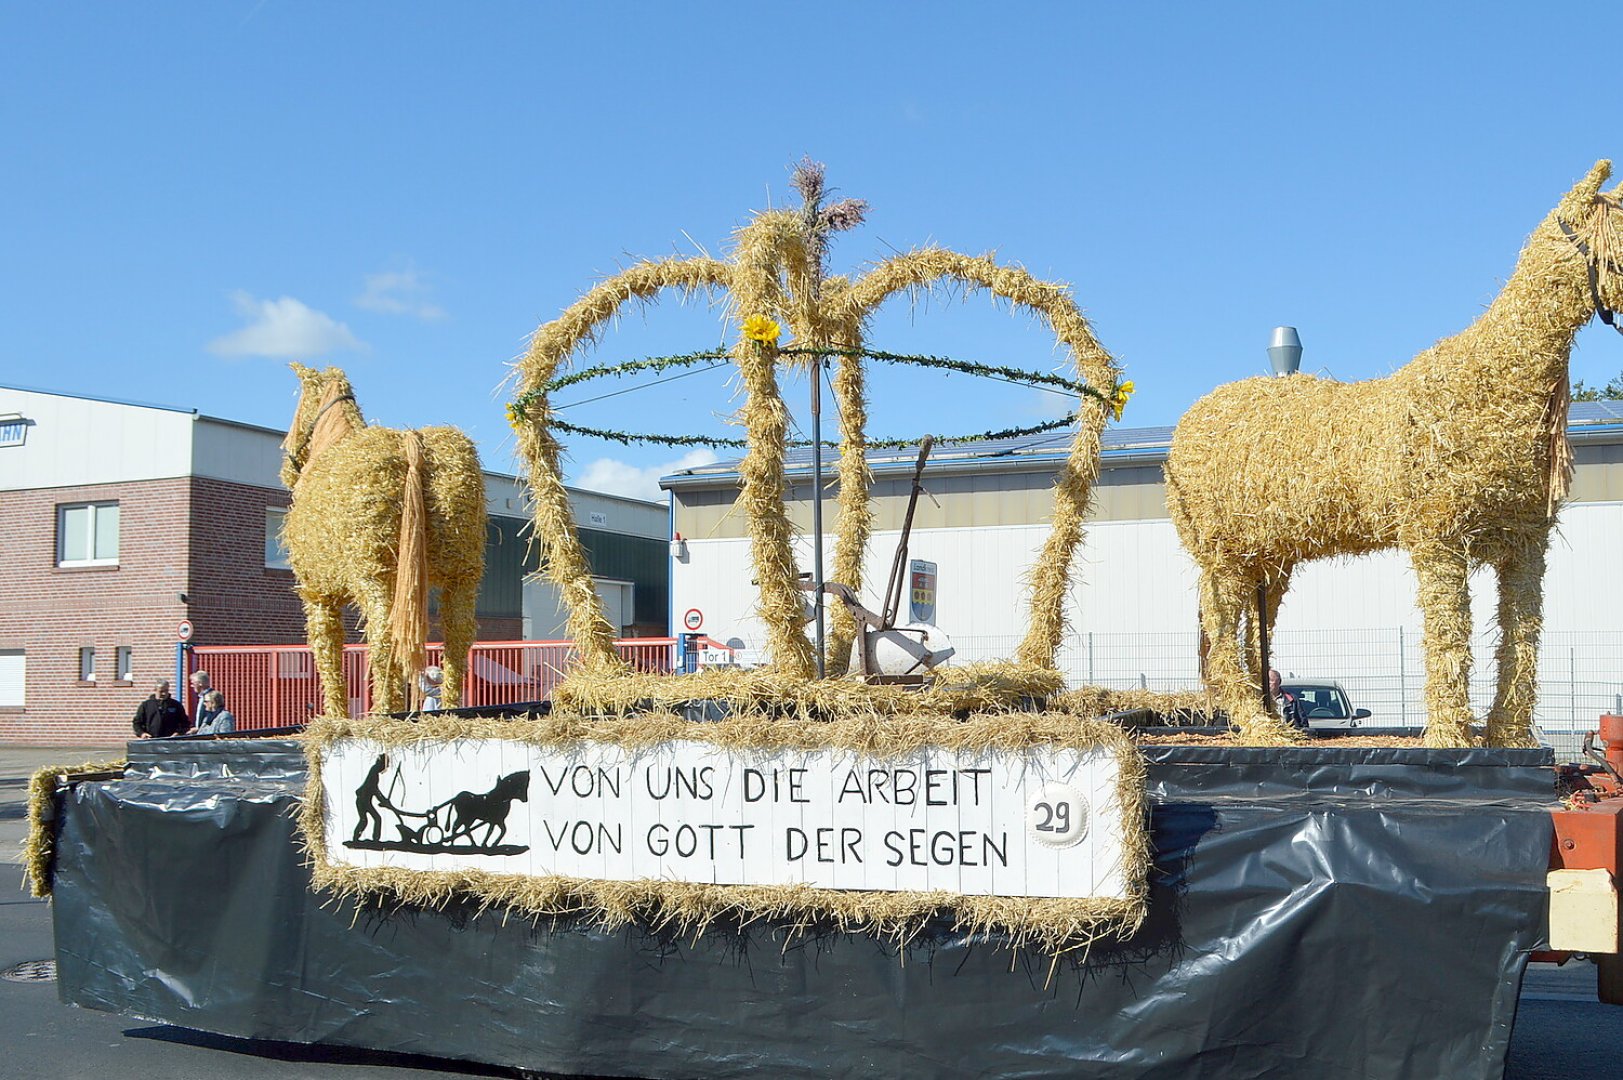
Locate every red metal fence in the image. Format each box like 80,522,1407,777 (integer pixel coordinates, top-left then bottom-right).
185,637,715,731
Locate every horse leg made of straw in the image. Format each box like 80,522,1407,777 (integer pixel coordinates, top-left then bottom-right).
418,427,484,710
1240,567,1293,690
353,575,404,715
1483,532,1547,749
437,577,478,710
1198,565,1298,743
303,593,350,718
1410,542,1477,747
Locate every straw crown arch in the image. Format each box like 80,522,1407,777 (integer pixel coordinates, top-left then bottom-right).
512,167,1126,683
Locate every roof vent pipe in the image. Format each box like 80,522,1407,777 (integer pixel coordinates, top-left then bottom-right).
1268,326,1303,376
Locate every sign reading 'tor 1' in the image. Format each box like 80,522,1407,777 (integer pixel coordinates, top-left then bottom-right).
323,738,1129,900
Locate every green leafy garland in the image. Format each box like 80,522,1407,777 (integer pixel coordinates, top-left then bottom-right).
509,346,1129,449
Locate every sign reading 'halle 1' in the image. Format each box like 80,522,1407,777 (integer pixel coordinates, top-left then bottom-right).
323,738,1131,900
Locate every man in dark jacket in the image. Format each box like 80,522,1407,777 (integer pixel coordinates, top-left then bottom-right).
133,680,190,738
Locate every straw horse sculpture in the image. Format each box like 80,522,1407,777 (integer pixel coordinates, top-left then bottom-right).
281,364,487,716
508,162,1121,695
1167,161,1623,746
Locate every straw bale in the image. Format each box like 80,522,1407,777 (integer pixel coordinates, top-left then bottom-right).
1055,686,1213,721
1167,161,1623,747
282,365,486,715
552,659,1065,721
300,710,1149,955
23,758,126,898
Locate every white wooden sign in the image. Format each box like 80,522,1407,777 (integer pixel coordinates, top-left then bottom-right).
322,738,1130,900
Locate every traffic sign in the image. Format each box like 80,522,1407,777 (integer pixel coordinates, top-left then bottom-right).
177,619,195,642
683,608,704,632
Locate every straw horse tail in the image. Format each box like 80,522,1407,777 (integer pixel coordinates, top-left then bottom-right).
387,430,430,700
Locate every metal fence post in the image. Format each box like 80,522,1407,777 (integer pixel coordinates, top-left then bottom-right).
1397,626,1407,726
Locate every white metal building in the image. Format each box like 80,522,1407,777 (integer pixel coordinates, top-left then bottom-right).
662,402,1623,736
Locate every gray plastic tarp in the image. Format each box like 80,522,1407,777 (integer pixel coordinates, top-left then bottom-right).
50,738,1556,1079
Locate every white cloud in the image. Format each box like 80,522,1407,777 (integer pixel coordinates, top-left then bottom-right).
577,449,720,502
355,267,446,320
207,291,366,359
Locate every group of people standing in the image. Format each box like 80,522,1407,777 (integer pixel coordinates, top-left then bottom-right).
129,664,444,739
131,670,237,739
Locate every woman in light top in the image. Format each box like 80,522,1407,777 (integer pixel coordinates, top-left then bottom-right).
419,666,444,711
194,690,237,735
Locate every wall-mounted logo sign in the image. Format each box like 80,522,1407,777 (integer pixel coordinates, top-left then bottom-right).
0,414,30,448
909,559,937,623
588,511,608,527
320,738,1131,900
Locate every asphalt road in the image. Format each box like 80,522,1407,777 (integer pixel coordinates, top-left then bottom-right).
5,745,1621,1079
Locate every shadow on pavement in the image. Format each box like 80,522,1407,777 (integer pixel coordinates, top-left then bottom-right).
122,1025,528,1077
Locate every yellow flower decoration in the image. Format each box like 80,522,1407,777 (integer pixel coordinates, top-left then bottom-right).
1110,380,1135,421
505,403,525,431
742,314,782,344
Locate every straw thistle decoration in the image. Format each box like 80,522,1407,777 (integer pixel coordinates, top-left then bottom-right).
1166,161,1623,747
281,364,487,715
511,160,1124,686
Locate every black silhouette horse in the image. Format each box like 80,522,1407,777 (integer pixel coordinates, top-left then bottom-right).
443,770,530,848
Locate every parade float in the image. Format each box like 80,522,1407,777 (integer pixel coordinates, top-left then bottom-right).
28,160,1623,1078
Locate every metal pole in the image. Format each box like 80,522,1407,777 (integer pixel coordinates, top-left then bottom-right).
1256,582,1270,711
810,356,826,678
1398,626,1407,726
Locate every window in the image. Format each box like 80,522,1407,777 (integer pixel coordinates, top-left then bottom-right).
265,507,291,569
79,646,96,681
0,650,23,707
116,646,133,682
58,502,119,566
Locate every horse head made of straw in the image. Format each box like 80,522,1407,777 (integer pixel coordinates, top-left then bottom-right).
281,362,487,718
508,161,1123,697
1167,159,1623,748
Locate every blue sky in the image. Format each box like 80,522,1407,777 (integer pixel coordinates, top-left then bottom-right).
5,2,1620,500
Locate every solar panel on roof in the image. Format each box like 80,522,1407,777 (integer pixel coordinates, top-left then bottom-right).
666,404,1623,485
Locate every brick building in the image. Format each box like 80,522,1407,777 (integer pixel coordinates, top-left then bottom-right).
0,385,669,745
